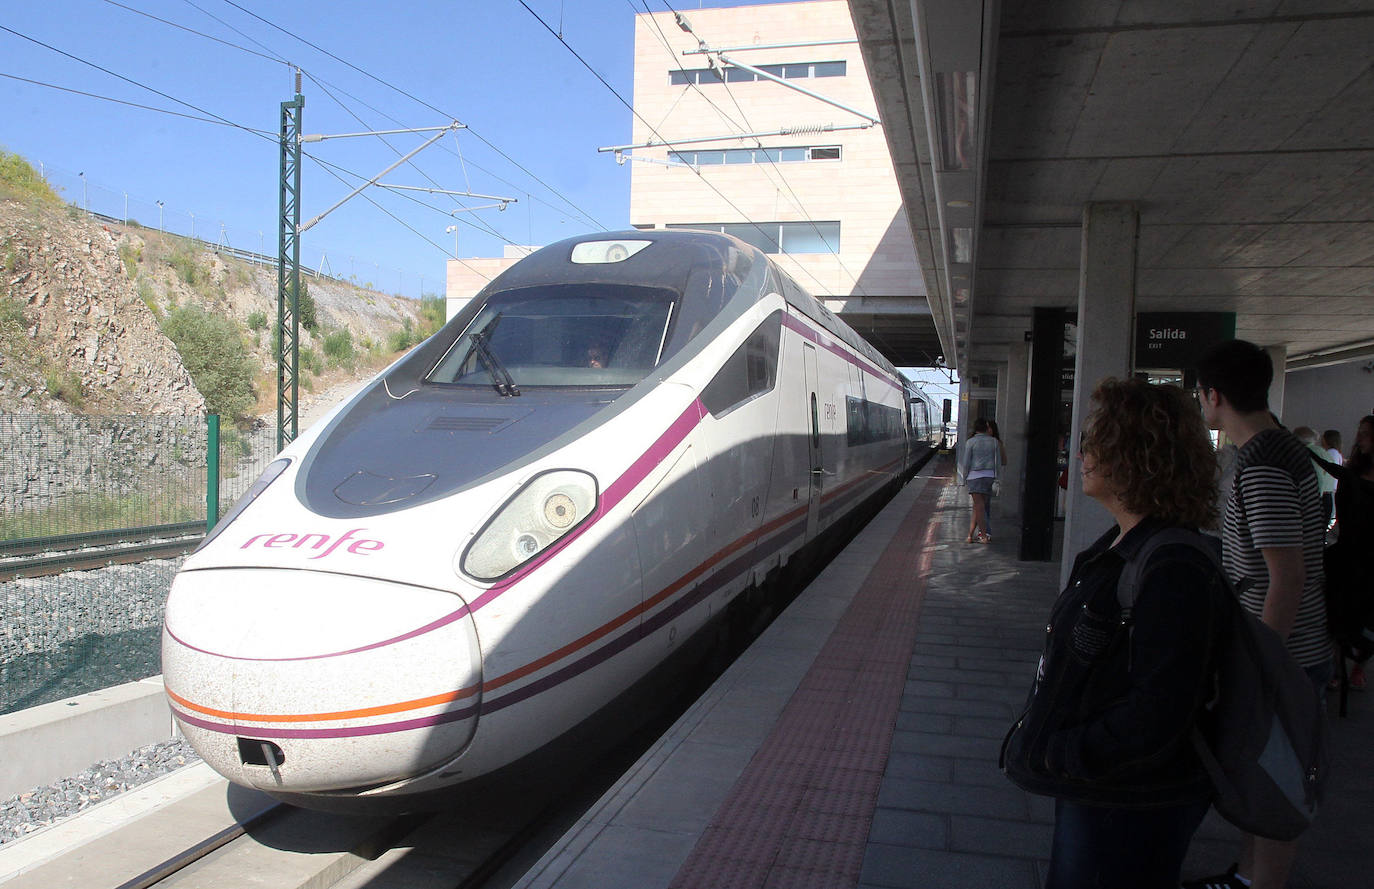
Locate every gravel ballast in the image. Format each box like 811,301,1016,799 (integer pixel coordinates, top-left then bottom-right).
0,736,201,846
1,558,198,846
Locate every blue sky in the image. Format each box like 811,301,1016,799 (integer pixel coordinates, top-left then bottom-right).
2,0,807,298
2,0,956,391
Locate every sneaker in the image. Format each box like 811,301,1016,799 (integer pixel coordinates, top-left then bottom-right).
1181,864,1249,889
1351,663,1367,690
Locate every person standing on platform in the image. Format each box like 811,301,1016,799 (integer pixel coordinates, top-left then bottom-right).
1294,426,1338,528
983,418,1010,537
1001,378,1228,889
1322,429,1345,528
959,418,1001,543
1314,415,1374,690
1183,340,1330,889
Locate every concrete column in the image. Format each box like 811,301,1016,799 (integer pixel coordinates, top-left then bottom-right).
1001,340,1030,524
1060,202,1139,589
956,375,973,481
1267,345,1287,420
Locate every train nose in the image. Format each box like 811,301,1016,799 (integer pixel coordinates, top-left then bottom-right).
162,569,482,793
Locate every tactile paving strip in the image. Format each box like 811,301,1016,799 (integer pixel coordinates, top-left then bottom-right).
668,465,952,888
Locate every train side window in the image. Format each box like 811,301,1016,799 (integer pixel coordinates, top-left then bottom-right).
846,396,903,446
701,312,782,417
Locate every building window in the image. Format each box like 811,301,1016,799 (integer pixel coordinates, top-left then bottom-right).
666,222,840,255
668,60,846,86
668,146,842,167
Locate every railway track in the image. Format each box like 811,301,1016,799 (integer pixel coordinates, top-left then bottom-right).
0,769,589,889
0,522,206,581
110,800,287,889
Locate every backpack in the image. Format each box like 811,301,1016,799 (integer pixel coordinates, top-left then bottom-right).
1117,528,1328,841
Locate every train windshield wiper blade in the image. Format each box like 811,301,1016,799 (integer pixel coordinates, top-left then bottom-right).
467,319,519,397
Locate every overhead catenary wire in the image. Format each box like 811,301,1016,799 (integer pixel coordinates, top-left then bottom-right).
618,0,869,297
97,0,549,258
516,0,846,301
0,22,277,146
630,0,753,137
217,0,608,233
290,67,556,250
649,0,872,297
299,69,526,256
1,18,488,285
304,151,496,283
101,0,286,66
0,70,274,134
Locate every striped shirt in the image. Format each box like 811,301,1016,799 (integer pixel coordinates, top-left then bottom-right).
1222,427,1330,667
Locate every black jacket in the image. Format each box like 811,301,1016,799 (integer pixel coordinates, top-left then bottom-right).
1001,518,1230,808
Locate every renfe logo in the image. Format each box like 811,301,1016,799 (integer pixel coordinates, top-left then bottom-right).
240,528,384,559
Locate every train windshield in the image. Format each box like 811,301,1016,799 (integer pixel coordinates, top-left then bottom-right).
425,284,678,389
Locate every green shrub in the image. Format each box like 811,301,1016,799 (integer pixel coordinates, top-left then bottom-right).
0,149,61,205
322,327,355,368
387,317,417,353
417,295,446,338
246,310,268,331
0,295,25,329
160,304,256,424
118,241,140,278
300,346,325,376
44,367,84,407
2,237,21,273
168,246,200,286
137,279,161,319
296,278,317,331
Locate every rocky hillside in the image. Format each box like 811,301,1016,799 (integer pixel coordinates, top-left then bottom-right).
0,195,431,420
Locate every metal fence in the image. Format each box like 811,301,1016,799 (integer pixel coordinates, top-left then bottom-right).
0,414,278,715
34,162,427,299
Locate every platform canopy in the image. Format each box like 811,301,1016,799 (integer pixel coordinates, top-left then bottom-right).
852,0,1374,374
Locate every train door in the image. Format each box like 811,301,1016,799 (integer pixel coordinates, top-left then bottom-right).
804,343,821,538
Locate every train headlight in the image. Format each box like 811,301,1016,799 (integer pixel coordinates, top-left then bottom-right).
462,469,599,581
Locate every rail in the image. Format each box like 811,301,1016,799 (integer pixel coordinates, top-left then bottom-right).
110,801,287,889
0,521,207,580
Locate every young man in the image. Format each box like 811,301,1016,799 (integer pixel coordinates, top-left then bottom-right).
1183,340,1330,889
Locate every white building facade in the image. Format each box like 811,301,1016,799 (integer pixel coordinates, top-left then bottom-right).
447,1,926,335
627,0,923,314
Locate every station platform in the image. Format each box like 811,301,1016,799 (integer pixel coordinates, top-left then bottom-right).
512,456,1373,889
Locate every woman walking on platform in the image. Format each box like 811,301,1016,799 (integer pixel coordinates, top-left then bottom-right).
1001,379,1230,889
959,417,1001,543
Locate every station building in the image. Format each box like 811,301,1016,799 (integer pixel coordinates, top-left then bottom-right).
446,0,939,367
448,0,1374,573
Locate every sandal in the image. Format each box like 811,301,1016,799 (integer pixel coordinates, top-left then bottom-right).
976,532,991,544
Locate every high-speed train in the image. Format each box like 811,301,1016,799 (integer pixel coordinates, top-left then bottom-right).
162,229,942,808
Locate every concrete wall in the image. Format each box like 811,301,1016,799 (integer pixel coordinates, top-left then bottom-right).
0,678,175,800
1282,361,1374,443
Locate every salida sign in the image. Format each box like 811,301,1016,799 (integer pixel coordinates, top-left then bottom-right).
1135,312,1236,369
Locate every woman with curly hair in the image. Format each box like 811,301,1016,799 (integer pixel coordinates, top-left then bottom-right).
1002,378,1231,889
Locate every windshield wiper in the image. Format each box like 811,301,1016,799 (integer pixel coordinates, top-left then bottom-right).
468,314,519,397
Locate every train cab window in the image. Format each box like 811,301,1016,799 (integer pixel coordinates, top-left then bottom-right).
424,285,678,388
701,312,782,417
